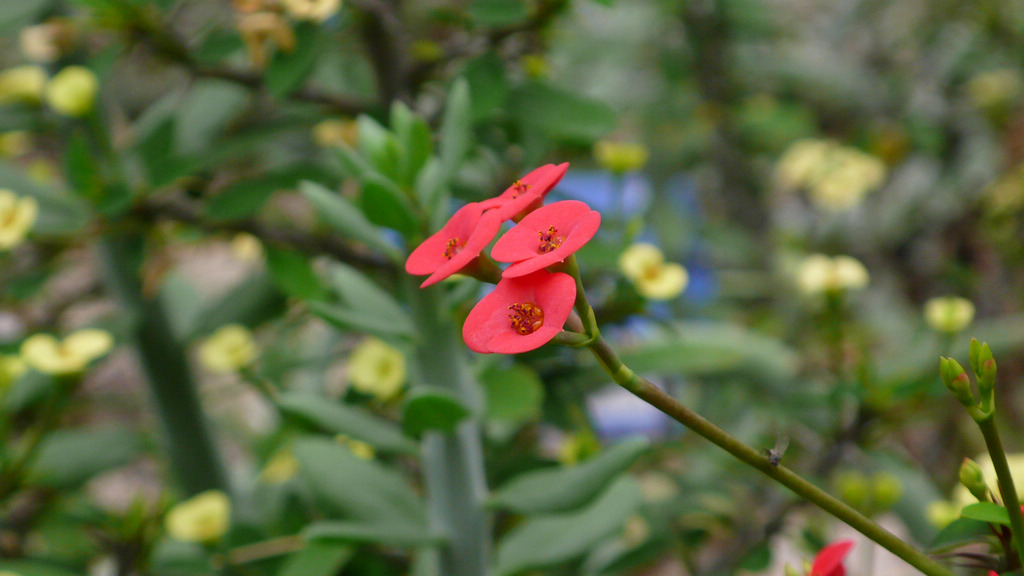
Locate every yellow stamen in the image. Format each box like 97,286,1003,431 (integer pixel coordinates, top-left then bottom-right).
508,302,545,335
537,225,563,253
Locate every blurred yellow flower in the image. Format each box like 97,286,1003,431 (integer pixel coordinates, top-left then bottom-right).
0,190,38,250
19,18,77,63
165,490,231,544
21,329,114,376
0,131,30,157
776,138,886,211
924,296,975,334
0,65,46,105
967,69,1023,111
259,450,299,484
926,500,960,529
348,337,406,400
230,233,264,263
237,11,295,68
44,66,98,117
280,0,340,21
796,254,869,296
520,54,550,79
0,354,27,395
337,434,375,460
618,243,688,300
594,140,649,174
199,325,258,374
312,118,358,148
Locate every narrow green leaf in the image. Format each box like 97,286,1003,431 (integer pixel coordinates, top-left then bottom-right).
490,436,649,514
481,364,543,424
300,180,402,262
463,52,508,122
390,102,433,188
28,425,143,489
191,271,287,338
402,387,471,438
494,477,643,576
207,166,328,222
414,157,449,229
327,262,413,332
306,520,446,547
357,115,402,180
439,78,473,180
293,437,427,525
507,81,617,143
64,129,102,201
960,502,1012,525
357,173,419,236
265,22,324,97
309,301,415,340
929,517,992,552
277,392,418,454
265,247,328,301
276,541,355,576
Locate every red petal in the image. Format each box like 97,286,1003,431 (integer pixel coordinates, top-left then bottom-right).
809,540,854,576
462,270,576,354
482,163,569,221
493,201,601,277
405,204,503,288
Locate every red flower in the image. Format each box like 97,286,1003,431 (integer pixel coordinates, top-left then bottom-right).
405,202,502,288
809,540,854,576
490,200,601,278
480,163,569,222
462,270,576,354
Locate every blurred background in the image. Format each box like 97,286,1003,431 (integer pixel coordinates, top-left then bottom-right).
1,0,1024,575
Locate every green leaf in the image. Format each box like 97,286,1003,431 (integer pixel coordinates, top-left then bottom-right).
326,262,414,335
0,560,81,576
493,477,643,576
306,520,446,547
160,273,204,342
265,22,325,97
276,541,355,576
490,436,649,514
929,517,992,552
463,52,508,122
357,173,419,236
402,387,471,438
0,161,90,236
357,116,402,181
28,425,143,489
64,129,102,202
439,78,473,180
191,271,287,337
300,180,402,262
960,502,1011,525
507,81,617,143
414,158,450,229
310,301,416,341
277,392,418,454
150,540,214,575
175,80,250,155
390,102,433,188
481,364,543,424
293,437,427,525
471,0,529,26
334,144,375,180
266,247,328,301
1,371,54,414
207,166,328,221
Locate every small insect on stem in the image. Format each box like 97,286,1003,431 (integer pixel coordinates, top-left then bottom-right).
764,435,789,467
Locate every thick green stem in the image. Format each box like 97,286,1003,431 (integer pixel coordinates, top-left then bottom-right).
405,279,490,576
99,236,228,495
586,336,954,576
977,415,1024,563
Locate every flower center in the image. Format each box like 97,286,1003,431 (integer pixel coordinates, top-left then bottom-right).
443,237,462,259
507,302,545,335
510,180,531,198
537,226,564,253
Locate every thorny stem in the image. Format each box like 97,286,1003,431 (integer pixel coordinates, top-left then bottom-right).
565,272,954,576
977,415,1024,566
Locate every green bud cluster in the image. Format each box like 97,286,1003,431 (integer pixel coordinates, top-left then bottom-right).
940,339,998,421
959,457,989,502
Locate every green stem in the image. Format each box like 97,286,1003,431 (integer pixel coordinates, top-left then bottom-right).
977,415,1024,564
99,236,228,495
405,279,490,576
587,335,953,576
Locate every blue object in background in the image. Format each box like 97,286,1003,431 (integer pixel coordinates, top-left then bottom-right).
549,170,651,216
588,382,670,439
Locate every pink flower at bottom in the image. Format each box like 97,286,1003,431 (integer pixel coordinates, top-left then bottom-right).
462,270,577,354
479,163,569,222
491,200,601,278
405,202,502,288
809,540,854,576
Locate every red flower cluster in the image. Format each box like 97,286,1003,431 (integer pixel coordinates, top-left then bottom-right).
406,163,600,354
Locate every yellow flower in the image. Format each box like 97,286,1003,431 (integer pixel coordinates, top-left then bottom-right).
280,0,340,21
0,65,47,105
924,296,975,334
0,190,38,250
0,354,27,396
19,18,77,63
967,69,1023,111
796,254,869,296
337,435,375,460
776,139,832,189
594,140,649,174
165,490,231,544
0,131,31,157
237,11,295,68
44,66,98,117
230,233,264,263
348,337,406,400
20,329,114,376
259,450,299,484
312,118,358,148
198,325,258,374
618,243,688,300
776,139,886,211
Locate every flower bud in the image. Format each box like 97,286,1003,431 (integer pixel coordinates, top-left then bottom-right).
940,357,975,407
959,458,989,502
44,66,98,117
